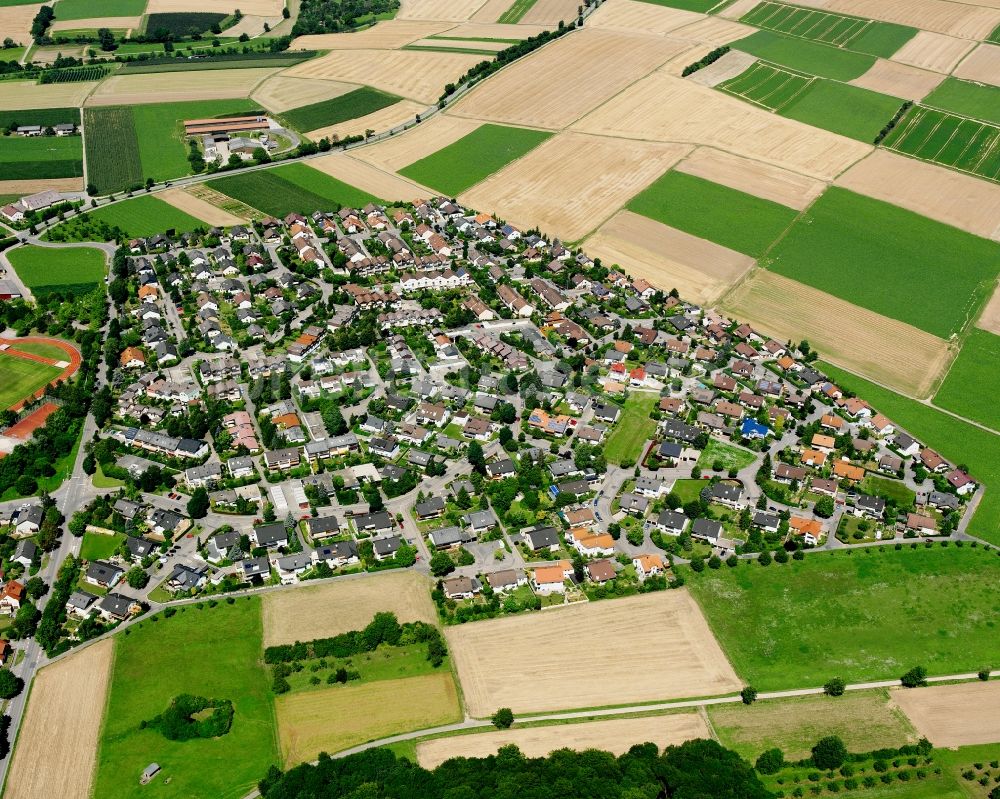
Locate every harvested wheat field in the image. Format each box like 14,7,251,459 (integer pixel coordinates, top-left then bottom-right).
291,20,452,50
574,72,869,180
719,0,762,18
276,673,462,764
411,37,508,50
976,283,1000,335
252,76,358,113
892,681,1000,747
309,153,432,200
470,0,514,21
398,0,488,21
818,0,1000,39
443,22,547,38
519,0,581,25
417,712,710,768
160,187,246,226
5,639,113,799
0,4,40,45
849,59,943,101
953,43,1000,88
283,49,481,104
147,0,283,13
669,16,756,46
307,99,426,143
85,68,277,106
889,31,976,74
0,178,84,195
447,590,741,716
187,183,266,219
451,28,686,129
686,50,758,88
262,570,436,647
225,13,282,38
461,133,691,241
51,16,141,31
585,0,700,34
584,210,754,305
354,114,483,172
723,271,952,397
0,81,98,110
836,150,1000,241
676,148,824,209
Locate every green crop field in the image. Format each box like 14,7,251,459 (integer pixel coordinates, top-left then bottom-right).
923,78,1000,126
604,393,658,465
0,355,62,409
89,195,206,237
399,123,552,196
990,22,1000,44
144,12,227,38
734,30,875,81
780,79,903,142
54,0,147,19
83,106,143,195
281,87,402,134
689,545,1000,689
719,61,814,111
637,0,720,10
0,135,83,179
93,598,279,799
739,1,916,57
497,0,539,23
626,169,798,256
208,164,380,218
821,361,1000,546
7,245,106,295
765,188,1000,339
882,105,1000,184
933,328,1000,432
0,47,26,62
0,107,80,129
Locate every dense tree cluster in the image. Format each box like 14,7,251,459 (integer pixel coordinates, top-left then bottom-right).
292,0,401,35
141,694,233,741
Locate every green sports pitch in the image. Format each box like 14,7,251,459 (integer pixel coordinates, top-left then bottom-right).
0,354,62,410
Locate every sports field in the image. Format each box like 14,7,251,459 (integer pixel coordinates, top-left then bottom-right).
882,105,1000,184
734,30,875,81
688,545,1000,689
0,135,83,180
280,86,402,134
92,599,279,799
739,2,917,57
604,392,659,465
0,354,63,409
718,60,814,112
399,123,552,196
923,78,1000,126
765,188,1000,339
7,245,106,295
933,328,1000,432
626,169,798,256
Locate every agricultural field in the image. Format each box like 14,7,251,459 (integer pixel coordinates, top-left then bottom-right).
87,195,207,237
626,169,799,256
733,29,875,81
497,0,537,24
306,153,429,204
0,134,83,180
718,60,815,112
688,545,1000,690
92,599,278,799
779,79,903,142
83,106,144,194
630,0,718,9
933,328,1000,432
280,86,402,135
399,123,552,196
739,1,917,58
849,59,944,103
446,591,741,716
603,392,659,465
54,0,147,18
4,639,113,799
922,78,1000,126
881,105,1000,184
85,68,277,106
7,245,106,296
764,188,1000,339
0,355,64,410
0,107,81,130
893,681,1000,748
262,571,436,647
709,689,917,760
144,11,228,37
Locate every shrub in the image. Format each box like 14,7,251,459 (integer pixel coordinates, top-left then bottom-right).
492,707,514,729
812,736,848,770
741,686,758,705
901,666,928,688
756,748,785,775
823,677,846,697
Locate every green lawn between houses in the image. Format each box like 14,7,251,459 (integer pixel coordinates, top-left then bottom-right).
79,532,125,561
6,244,106,295
764,188,1000,339
696,438,757,472
399,123,552,197
92,598,279,799
819,361,1000,545
0,354,62,409
687,545,1000,691
933,328,1000,432
604,392,659,465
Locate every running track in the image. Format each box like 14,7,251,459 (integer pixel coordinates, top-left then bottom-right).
0,337,82,411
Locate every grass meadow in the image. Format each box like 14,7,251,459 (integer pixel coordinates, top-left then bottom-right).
92,598,279,799
688,545,1000,690
54,0,147,18
765,188,1000,338
734,30,875,81
281,86,401,133
696,438,757,472
923,78,1000,126
604,392,658,465
88,195,206,237
933,328,1000,432
0,107,80,129
781,80,903,142
626,169,798,256
882,106,1000,184
400,123,552,196
0,135,83,179
0,355,62,409
7,245,106,295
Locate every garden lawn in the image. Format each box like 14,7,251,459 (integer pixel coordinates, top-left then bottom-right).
400,124,552,196
88,195,205,237
688,545,1000,690
696,438,757,472
822,361,1000,545
933,329,1000,431
765,188,1000,338
53,0,147,19
7,245,105,295
626,170,798,256
924,78,1000,127
0,355,62,409
281,87,401,133
734,30,875,81
92,598,279,799
209,164,380,217
860,474,916,509
0,135,83,179
604,393,658,465
670,478,706,504
780,80,903,142
79,532,125,561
